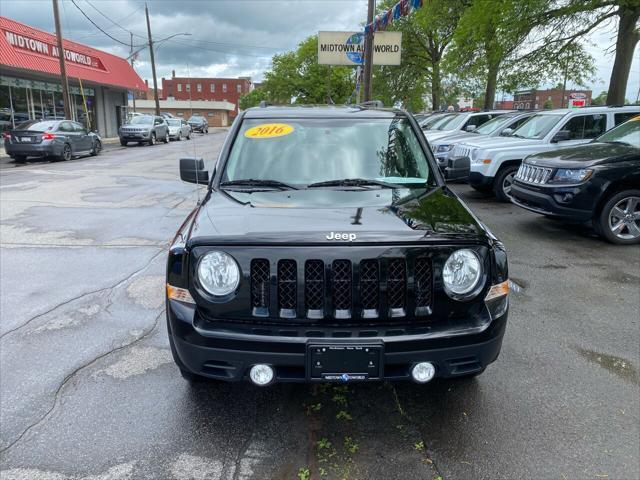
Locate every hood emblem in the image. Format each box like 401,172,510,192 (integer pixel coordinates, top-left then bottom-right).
326,232,357,241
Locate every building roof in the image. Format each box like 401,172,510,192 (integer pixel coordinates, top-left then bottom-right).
0,16,146,91
130,99,236,111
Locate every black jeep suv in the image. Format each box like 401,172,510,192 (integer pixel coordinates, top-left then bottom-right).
166,105,510,386
511,116,640,245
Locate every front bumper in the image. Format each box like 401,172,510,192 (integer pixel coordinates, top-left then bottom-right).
511,182,593,221
167,299,507,383
120,131,150,140
469,171,494,188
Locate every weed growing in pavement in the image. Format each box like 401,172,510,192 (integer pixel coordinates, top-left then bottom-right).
297,467,310,480
414,441,425,451
336,410,353,421
344,436,359,454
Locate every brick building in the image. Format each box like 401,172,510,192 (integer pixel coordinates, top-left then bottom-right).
513,89,592,110
160,71,251,116
133,80,161,101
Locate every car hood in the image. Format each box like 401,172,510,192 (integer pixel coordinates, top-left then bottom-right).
524,142,639,168
461,136,542,151
424,130,461,142
187,186,490,246
431,132,486,146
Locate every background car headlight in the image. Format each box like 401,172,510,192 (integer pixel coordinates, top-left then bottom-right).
547,168,593,184
197,251,240,296
443,249,482,297
436,144,454,153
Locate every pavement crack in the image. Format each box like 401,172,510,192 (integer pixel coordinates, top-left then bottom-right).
230,400,259,480
0,248,165,341
0,309,164,455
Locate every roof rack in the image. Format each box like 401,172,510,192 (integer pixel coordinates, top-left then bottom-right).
259,100,272,108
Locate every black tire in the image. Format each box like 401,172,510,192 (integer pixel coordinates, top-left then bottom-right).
493,165,519,202
163,131,170,143
596,189,640,245
187,131,191,140
148,132,156,146
120,139,127,147
168,333,207,384
177,132,183,141
60,143,72,161
13,155,27,163
204,128,208,134
90,140,102,156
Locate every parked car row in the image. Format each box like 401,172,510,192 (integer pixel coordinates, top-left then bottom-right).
3,119,102,162
119,114,208,147
434,105,640,244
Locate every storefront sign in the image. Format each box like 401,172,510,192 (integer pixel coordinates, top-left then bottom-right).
318,31,401,66
0,75,95,96
569,92,587,99
4,29,106,71
569,98,586,108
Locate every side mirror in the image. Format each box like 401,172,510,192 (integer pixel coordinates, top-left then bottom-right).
444,156,470,181
179,157,209,184
500,128,514,137
552,130,570,143
465,125,477,132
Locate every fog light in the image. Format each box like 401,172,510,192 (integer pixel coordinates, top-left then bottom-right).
411,362,435,383
249,364,274,386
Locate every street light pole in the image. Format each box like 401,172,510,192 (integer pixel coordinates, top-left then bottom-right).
362,0,375,102
52,0,71,120
145,2,160,116
130,32,137,113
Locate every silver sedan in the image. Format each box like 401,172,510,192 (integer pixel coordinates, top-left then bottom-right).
167,118,191,141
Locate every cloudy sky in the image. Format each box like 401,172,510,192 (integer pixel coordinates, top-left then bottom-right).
2,0,638,100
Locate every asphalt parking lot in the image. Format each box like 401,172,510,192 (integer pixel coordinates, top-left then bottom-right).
0,131,638,480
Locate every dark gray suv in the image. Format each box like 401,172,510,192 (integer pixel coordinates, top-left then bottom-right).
119,115,169,146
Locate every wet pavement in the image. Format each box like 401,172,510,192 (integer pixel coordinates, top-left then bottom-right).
1,131,638,480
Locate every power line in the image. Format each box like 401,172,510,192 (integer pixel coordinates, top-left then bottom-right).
83,0,146,39
68,0,147,47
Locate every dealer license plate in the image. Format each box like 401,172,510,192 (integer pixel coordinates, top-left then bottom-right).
20,137,32,142
307,344,382,381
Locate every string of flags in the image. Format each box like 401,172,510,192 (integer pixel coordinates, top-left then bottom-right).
364,0,424,34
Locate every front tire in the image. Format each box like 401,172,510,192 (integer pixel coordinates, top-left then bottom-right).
14,155,27,163
177,132,183,141
148,132,156,146
163,131,170,143
120,139,128,147
596,190,640,245
493,165,519,202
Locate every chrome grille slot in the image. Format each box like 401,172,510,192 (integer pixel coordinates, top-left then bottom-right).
304,260,324,319
277,260,297,318
331,260,352,319
250,259,270,317
414,257,433,316
359,259,380,319
386,259,406,317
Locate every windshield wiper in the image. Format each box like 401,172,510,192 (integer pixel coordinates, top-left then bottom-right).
512,133,526,138
307,178,399,189
220,179,299,190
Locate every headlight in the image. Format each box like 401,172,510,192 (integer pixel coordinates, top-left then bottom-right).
547,168,593,184
443,249,482,297
436,144,454,153
197,251,240,296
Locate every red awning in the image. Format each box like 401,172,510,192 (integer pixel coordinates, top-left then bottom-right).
0,16,146,91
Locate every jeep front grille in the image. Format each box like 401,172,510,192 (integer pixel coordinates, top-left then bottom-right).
515,164,553,184
249,257,434,322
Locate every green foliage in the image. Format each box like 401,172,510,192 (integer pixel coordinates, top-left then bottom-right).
239,88,268,110
261,36,355,105
592,90,608,105
343,436,359,454
297,467,310,480
543,98,554,109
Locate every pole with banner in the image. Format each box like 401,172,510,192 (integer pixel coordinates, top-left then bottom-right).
362,0,375,102
52,0,71,120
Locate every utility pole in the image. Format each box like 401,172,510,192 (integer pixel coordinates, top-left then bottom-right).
52,0,71,120
130,32,136,112
145,2,160,115
362,0,375,102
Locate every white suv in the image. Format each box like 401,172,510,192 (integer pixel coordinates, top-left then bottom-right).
452,106,639,201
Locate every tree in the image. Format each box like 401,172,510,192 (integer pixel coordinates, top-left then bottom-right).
239,89,268,110
529,0,639,105
261,36,354,105
376,0,469,110
592,90,608,105
543,98,554,109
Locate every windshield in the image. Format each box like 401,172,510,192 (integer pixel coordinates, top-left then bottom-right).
15,120,57,131
128,116,153,125
420,114,448,129
167,119,181,126
223,117,435,187
512,114,564,139
474,115,516,135
596,117,640,147
436,114,468,131
188,116,202,123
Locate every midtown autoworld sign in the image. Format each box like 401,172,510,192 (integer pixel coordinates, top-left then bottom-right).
317,31,402,66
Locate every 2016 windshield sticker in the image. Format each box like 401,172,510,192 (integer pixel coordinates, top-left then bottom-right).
244,123,294,139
